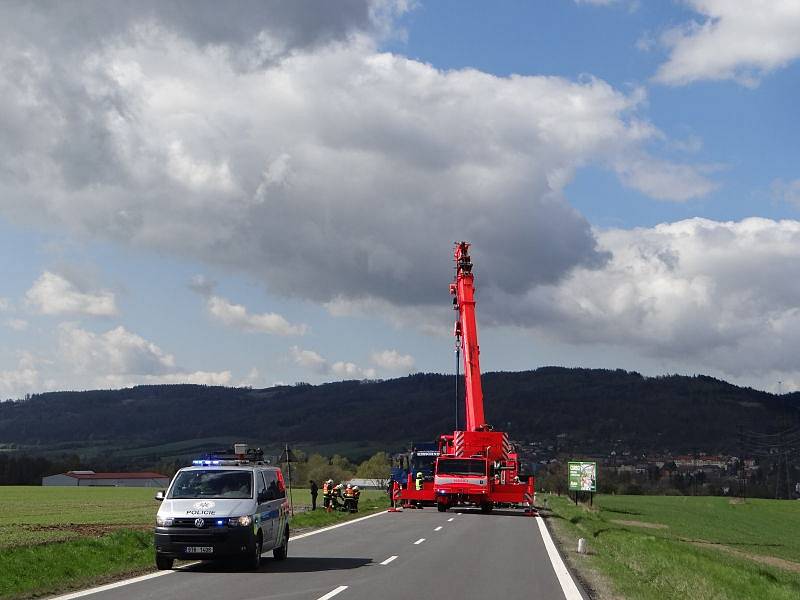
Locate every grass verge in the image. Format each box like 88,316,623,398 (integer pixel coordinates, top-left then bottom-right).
0,530,154,599
543,494,800,600
0,486,389,599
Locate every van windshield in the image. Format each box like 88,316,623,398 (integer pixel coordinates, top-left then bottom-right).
169,470,253,499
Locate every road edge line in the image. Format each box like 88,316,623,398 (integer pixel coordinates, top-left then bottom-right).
535,516,585,600
46,571,176,600
49,510,388,600
290,510,388,541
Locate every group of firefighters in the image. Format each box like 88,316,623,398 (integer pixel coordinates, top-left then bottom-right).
316,479,361,513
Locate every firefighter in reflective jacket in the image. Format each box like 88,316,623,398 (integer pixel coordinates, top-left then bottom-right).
352,485,361,511
322,479,334,511
415,471,424,491
343,483,357,512
332,483,344,509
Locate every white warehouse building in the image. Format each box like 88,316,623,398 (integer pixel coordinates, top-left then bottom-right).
42,470,170,487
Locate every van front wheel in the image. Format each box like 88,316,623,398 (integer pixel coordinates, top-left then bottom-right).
273,526,289,561
156,555,174,570
245,534,262,570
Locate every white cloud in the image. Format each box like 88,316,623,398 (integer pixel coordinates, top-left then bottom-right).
188,274,217,296
0,298,10,311
370,349,415,371
332,361,377,379
5,318,28,331
52,322,233,389
238,367,262,387
613,156,719,201
510,218,800,382
26,272,117,316
655,1,800,86
95,370,232,388
0,7,716,321
58,323,175,375
290,346,376,379
289,346,329,374
772,178,800,208
0,352,41,400
206,295,307,335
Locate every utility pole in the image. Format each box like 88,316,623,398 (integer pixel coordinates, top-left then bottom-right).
284,443,294,516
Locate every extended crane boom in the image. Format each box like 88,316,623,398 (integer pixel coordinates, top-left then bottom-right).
431,241,535,514
451,242,487,432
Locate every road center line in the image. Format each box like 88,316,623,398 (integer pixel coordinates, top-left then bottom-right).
317,586,348,600
447,517,454,522
535,517,584,600
413,538,426,544
380,555,398,565
434,526,443,531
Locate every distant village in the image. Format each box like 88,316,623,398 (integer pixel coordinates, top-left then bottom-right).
517,438,799,500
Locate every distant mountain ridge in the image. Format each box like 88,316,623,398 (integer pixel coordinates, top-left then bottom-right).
1,368,797,460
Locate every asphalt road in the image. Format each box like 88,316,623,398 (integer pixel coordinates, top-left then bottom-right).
64,508,585,600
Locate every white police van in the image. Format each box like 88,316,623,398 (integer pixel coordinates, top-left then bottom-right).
154,444,289,570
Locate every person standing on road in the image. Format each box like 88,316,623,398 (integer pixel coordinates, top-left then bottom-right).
309,480,318,511
415,471,424,491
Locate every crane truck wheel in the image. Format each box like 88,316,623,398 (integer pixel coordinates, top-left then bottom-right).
437,503,448,513
480,502,494,514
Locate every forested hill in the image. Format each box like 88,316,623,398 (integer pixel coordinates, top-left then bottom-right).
1,368,798,457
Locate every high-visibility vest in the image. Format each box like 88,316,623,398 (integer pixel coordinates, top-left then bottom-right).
322,482,330,495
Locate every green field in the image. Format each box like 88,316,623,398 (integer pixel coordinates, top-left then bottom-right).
0,486,388,599
545,494,800,600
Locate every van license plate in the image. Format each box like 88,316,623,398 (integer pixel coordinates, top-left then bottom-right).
185,546,213,554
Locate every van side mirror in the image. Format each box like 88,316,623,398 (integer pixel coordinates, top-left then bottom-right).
155,490,165,501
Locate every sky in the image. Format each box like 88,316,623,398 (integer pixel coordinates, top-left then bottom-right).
1,0,800,399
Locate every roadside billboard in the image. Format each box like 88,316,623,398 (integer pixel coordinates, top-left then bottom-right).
568,461,597,492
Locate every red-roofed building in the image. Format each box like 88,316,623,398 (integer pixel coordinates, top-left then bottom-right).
42,470,170,487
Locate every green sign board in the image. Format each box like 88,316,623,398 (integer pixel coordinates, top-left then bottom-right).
568,461,597,492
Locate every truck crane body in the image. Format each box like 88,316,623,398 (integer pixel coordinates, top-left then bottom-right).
431,242,534,513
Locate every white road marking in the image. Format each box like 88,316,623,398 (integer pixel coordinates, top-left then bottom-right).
49,511,389,600
536,517,584,600
43,572,176,600
447,517,454,522
290,510,389,541
434,526,443,531
317,586,348,600
413,538,425,545
380,555,398,565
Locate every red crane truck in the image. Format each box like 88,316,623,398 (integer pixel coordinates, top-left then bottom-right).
432,242,534,513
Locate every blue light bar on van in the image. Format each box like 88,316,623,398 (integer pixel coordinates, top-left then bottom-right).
192,459,223,466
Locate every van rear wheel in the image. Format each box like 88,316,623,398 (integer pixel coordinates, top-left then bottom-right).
437,503,448,512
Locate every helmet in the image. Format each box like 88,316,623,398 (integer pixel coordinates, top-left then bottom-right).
346,483,352,488
353,486,359,491
327,479,333,484
417,472,423,477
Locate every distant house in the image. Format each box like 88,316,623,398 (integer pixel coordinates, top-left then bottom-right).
42,470,169,488
344,478,387,489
